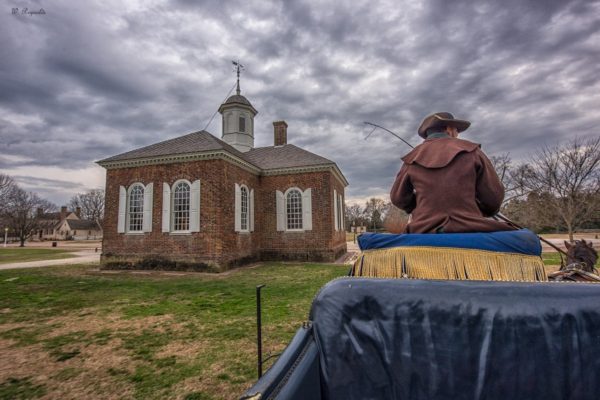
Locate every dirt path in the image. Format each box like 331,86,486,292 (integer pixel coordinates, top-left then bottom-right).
3,240,101,251
335,242,360,265
0,250,100,270
540,237,599,252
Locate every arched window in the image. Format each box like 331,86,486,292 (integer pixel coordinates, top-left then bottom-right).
276,188,312,232
172,181,190,231
161,180,199,233
235,183,253,233
128,184,144,232
286,189,303,230
240,186,248,231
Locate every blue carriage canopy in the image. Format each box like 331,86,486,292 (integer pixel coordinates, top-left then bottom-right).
357,228,542,256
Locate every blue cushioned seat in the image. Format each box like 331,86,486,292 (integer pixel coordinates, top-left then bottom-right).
357,229,541,256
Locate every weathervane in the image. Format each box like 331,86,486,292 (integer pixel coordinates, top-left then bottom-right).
232,60,244,95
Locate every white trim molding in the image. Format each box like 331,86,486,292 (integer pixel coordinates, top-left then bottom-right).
97,151,349,187
98,150,261,175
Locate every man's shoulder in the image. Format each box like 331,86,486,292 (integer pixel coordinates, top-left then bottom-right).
415,137,480,150
454,138,481,148
402,138,481,166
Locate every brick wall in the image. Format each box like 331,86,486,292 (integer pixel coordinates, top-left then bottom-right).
273,121,288,146
102,160,347,270
103,159,259,270
257,171,347,262
218,161,261,265
330,173,348,256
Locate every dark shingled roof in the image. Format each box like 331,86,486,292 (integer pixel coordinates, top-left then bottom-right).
66,219,102,230
98,131,250,164
244,144,335,170
97,131,339,173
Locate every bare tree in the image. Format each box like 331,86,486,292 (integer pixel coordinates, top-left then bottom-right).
502,191,561,233
490,154,531,204
0,174,17,233
364,198,388,231
0,173,13,192
521,136,600,241
2,185,55,246
0,173,16,212
345,204,364,229
383,204,409,233
69,189,105,224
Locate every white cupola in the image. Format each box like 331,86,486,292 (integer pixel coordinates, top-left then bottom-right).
218,70,258,152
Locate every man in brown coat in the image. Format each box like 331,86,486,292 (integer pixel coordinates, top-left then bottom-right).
390,112,513,233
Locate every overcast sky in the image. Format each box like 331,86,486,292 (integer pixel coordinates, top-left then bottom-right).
2,0,599,206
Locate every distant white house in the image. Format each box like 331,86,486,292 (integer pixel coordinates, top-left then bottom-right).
55,218,103,240
37,206,102,240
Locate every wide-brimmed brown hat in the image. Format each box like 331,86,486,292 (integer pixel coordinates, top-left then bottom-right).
417,112,471,138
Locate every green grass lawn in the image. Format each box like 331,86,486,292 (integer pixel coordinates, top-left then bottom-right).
542,252,563,266
0,263,347,400
0,248,76,264
542,252,600,267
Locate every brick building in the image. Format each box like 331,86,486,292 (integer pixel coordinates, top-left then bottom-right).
97,84,348,271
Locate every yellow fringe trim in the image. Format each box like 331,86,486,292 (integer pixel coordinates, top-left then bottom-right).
352,246,547,282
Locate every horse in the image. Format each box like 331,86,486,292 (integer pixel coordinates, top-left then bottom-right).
548,239,599,282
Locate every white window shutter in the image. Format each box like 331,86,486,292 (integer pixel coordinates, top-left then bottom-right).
234,183,241,232
142,183,153,232
250,189,255,232
117,186,126,233
162,183,171,232
190,180,201,232
302,188,313,231
333,189,339,231
276,190,284,231
340,194,344,231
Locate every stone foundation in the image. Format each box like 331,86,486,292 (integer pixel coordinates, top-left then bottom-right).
101,243,347,272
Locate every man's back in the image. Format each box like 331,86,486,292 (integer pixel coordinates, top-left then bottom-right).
391,137,512,233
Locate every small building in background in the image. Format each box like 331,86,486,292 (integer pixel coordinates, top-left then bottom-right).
37,206,103,240
54,218,103,240
352,226,368,234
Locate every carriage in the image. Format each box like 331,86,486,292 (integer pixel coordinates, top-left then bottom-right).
240,230,599,400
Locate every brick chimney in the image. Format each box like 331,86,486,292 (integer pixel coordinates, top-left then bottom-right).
75,207,81,218
36,207,44,218
60,206,68,220
273,121,288,146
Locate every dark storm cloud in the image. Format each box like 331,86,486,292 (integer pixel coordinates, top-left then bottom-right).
1,0,599,204
13,175,85,191
10,175,89,206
